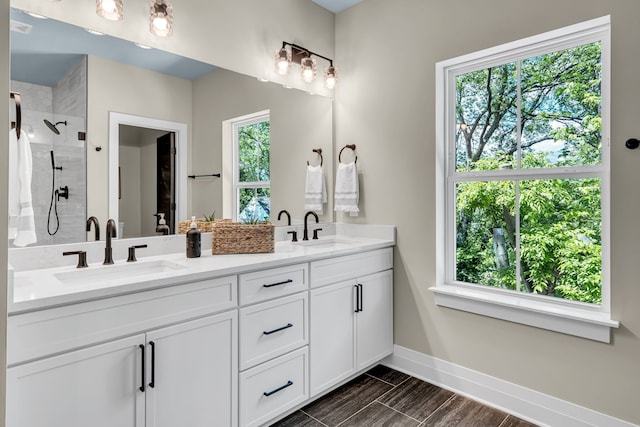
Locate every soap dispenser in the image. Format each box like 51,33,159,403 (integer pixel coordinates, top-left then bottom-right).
156,213,170,235
186,216,201,258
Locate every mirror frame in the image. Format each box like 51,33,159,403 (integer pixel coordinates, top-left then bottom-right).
108,112,188,231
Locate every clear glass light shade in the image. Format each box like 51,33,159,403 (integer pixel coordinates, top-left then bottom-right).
324,66,338,89
300,57,317,83
96,0,123,21
275,48,291,75
150,0,173,37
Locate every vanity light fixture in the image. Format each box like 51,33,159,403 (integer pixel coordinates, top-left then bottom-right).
96,0,123,21
275,41,338,89
150,0,173,37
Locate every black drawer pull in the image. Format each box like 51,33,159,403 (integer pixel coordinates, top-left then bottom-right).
263,380,293,397
263,279,293,288
263,323,293,335
139,344,145,392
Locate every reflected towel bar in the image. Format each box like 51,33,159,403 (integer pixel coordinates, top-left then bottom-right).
188,173,221,179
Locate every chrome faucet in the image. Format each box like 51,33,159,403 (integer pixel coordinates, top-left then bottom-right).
104,219,117,265
86,216,100,241
303,211,319,241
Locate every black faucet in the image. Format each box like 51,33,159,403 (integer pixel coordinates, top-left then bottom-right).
104,219,117,265
278,210,298,241
303,211,319,241
86,216,100,241
277,210,292,226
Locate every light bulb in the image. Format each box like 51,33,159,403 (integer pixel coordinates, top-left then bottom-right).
96,0,123,21
324,66,337,89
300,57,317,83
153,16,168,31
150,0,173,37
102,0,116,13
275,48,291,75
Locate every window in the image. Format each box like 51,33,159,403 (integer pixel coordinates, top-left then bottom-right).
433,17,618,342
231,112,270,222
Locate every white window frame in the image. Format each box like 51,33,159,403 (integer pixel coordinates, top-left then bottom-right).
226,111,270,222
432,16,619,343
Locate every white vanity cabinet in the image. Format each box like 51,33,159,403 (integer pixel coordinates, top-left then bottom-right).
238,263,310,427
309,248,394,397
7,276,238,427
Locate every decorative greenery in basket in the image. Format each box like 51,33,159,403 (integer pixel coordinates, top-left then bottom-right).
177,212,226,234
211,221,274,255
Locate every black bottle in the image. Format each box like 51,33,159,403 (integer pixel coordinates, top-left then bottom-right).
186,216,201,258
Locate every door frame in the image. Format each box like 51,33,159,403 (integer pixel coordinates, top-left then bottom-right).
108,112,187,229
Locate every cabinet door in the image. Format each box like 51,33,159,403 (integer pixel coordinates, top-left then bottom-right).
309,280,356,397
7,334,145,427
356,270,394,370
145,311,238,427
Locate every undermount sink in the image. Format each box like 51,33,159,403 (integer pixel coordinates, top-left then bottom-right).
54,260,186,286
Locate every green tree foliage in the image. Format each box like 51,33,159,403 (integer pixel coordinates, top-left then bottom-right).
454,43,603,304
238,120,271,221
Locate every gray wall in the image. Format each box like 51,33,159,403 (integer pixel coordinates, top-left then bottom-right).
2,0,10,423
335,0,640,424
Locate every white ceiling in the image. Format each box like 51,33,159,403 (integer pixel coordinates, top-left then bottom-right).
312,0,364,13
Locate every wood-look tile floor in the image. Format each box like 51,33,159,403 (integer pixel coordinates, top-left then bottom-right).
271,365,538,427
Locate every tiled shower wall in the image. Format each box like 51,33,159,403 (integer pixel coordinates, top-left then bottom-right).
9,56,87,247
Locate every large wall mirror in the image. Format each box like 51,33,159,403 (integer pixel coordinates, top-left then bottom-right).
9,7,334,247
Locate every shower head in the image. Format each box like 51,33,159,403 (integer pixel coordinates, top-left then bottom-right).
43,119,67,135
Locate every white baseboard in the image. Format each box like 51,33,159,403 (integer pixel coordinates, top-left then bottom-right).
383,345,637,427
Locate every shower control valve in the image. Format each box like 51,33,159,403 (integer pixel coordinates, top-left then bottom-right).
57,186,69,201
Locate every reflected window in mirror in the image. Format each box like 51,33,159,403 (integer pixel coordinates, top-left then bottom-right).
232,112,271,222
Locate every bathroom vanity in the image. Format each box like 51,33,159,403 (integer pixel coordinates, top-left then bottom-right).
6,225,394,427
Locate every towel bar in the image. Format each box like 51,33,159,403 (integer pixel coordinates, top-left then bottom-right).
307,148,323,167
339,144,357,164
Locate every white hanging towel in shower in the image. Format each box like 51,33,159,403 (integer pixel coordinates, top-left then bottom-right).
304,164,327,214
8,128,37,247
334,161,359,216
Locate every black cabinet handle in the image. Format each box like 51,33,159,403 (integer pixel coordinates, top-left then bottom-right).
263,279,293,288
263,323,293,335
149,341,156,388
263,380,293,397
358,284,363,312
354,285,359,313
139,344,145,392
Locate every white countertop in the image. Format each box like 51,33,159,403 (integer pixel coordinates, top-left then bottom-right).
9,228,395,315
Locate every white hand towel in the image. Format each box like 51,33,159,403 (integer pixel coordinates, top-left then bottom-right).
8,129,37,247
304,164,327,214
334,162,359,216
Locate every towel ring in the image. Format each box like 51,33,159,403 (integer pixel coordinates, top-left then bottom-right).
307,148,323,167
9,91,22,139
339,144,357,164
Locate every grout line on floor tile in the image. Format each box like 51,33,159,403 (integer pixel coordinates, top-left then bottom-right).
422,393,457,424
497,415,510,427
364,372,410,388
299,409,329,427
335,401,377,427
377,400,424,424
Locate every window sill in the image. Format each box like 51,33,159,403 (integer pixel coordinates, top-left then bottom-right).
429,285,619,343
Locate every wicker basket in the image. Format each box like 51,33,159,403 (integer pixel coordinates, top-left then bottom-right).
211,222,274,255
178,218,229,234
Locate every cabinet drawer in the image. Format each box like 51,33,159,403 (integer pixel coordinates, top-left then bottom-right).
239,263,308,305
310,247,393,288
239,347,308,427
239,292,308,370
8,275,237,366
